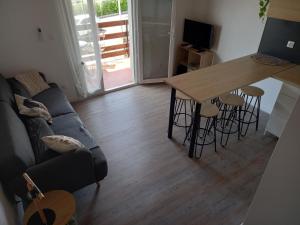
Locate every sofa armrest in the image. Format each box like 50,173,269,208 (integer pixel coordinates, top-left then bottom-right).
9,149,97,199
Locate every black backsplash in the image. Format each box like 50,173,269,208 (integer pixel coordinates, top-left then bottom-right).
258,17,300,64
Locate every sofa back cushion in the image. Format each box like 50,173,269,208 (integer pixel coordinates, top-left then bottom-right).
14,71,50,97
0,75,14,105
7,78,31,98
24,118,59,163
0,102,35,182
7,73,47,99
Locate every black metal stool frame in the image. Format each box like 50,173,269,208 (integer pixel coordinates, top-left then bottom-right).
173,98,195,137
217,103,242,147
184,114,217,159
240,93,261,136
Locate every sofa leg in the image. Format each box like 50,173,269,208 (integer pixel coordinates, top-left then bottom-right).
96,182,101,188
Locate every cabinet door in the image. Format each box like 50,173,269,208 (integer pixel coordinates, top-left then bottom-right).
266,83,300,137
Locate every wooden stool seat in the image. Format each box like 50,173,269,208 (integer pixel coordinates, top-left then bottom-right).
200,103,219,118
241,86,264,97
220,94,244,106
176,91,191,100
24,190,76,225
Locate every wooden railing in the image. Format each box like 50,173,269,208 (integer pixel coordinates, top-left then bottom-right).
98,19,129,59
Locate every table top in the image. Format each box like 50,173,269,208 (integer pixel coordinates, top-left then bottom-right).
165,55,296,103
23,190,76,225
273,65,300,88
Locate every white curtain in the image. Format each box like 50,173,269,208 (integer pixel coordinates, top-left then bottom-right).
55,0,102,98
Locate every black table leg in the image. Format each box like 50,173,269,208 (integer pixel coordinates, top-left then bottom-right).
168,88,176,139
189,103,201,158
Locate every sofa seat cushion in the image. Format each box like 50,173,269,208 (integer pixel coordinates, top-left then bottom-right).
32,84,75,117
90,147,108,181
50,113,98,150
0,75,14,105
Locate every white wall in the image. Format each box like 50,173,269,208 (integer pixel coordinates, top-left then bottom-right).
193,0,265,63
243,97,300,225
0,184,18,225
190,0,282,113
0,0,78,101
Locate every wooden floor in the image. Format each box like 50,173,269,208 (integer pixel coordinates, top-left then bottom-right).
73,84,277,225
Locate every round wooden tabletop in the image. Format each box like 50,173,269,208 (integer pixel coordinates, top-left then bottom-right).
220,94,244,107
23,190,76,225
200,102,219,117
241,86,265,97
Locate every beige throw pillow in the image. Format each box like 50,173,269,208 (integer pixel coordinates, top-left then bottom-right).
15,94,53,124
15,71,50,96
41,135,85,153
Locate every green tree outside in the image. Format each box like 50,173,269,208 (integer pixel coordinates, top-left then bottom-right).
96,0,128,17
72,0,128,17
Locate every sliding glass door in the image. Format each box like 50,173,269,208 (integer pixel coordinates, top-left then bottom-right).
137,0,174,83
71,0,103,94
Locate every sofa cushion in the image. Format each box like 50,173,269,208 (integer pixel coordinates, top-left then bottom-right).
90,146,108,181
32,84,75,117
50,113,98,150
15,71,50,97
41,135,85,153
24,118,59,164
0,75,14,105
15,94,53,124
0,102,35,182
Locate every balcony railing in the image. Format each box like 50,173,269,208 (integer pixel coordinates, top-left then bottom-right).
98,19,129,59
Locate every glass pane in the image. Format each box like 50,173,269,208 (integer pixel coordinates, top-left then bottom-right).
94,0,128,17
140,0,172,79
71,0,102,93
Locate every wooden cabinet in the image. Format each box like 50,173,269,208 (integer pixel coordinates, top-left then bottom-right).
266,83,300,137
176,45,214,74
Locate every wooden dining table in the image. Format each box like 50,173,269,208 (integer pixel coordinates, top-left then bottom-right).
165,54,299,158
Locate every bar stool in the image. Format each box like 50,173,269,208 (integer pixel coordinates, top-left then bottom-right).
173,91,194,136
240,86,264,136
217,94,244,147
184,102,219,158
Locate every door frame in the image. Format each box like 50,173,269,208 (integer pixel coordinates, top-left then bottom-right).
131,0,177,84
128,0,139,85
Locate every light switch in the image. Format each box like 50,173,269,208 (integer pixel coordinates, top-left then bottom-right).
287,41,295,49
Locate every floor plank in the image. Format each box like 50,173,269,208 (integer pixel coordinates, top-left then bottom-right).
73,84,277,225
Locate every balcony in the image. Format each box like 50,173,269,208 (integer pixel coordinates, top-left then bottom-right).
98,15,133,90
78,13,133,92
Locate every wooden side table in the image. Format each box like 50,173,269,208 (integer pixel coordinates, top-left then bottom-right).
23,190,76,225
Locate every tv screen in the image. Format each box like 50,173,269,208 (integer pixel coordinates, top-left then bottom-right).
183,19,213,50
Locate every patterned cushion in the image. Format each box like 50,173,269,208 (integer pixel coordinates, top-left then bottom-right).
15,94,52,124
41,135,85,153
15,71,50,96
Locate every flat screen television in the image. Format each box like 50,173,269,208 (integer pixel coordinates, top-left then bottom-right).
183,19,214,50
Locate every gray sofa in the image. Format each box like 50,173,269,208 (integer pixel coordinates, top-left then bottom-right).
0,74,107,199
